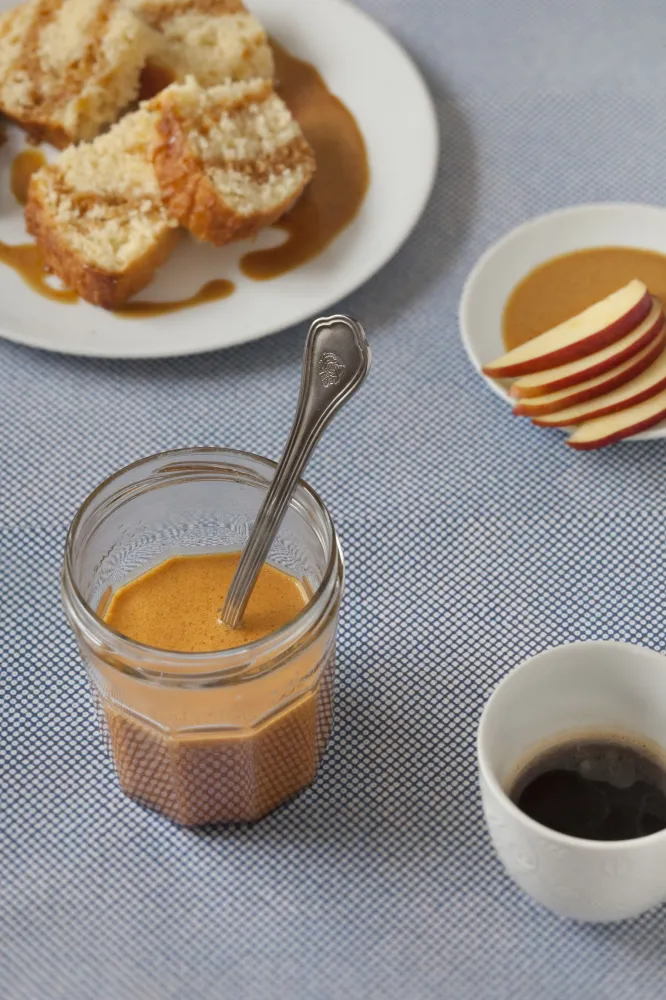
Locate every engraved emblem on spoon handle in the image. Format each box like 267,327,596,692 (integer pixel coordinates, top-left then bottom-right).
221,314,371,629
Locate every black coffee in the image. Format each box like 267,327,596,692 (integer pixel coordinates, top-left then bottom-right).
510,737,666,840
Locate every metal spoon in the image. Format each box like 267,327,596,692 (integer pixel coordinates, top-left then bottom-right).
221,314,371,628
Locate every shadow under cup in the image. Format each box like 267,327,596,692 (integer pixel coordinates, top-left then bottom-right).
61,447,344,825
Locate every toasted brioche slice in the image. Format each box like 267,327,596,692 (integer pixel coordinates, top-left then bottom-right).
25,108,179,308
0,0,154,147
152,76,315,245
130,0,274,90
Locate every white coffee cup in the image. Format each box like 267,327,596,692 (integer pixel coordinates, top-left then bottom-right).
477,641,666,922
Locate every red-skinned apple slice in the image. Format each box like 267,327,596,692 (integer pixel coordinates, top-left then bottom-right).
483,280,651,378
514,325,665,417
568,389,666,449
533,338,666,427
510,297,664,398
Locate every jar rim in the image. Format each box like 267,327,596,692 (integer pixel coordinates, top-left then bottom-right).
62,446,344,680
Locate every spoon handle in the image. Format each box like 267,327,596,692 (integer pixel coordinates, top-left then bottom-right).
221,314,371,628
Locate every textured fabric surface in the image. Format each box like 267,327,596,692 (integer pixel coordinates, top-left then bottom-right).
4,0,666,996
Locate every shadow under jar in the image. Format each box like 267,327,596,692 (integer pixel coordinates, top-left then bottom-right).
62,447,344,825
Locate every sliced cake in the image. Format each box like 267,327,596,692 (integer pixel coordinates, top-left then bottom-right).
0,0,154,146
25,107,179,308
151,76,315,245
129,0,274,91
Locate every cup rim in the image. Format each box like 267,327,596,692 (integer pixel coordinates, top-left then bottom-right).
477,639,666,850
62,445,344,677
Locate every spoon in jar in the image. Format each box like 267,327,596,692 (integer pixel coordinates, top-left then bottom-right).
220,314,371,628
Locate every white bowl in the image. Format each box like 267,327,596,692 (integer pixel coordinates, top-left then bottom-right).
478,641,666,921
459,203,666,442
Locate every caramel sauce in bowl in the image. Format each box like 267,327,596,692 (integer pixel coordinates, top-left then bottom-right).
503,246,666,351
459,203,666,443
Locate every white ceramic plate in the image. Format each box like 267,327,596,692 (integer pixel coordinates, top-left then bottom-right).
0,0,438,358
459,203,666,443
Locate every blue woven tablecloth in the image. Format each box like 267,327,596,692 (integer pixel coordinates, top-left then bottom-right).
5,1,666,996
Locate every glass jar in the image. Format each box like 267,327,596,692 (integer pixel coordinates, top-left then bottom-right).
61,447,344,825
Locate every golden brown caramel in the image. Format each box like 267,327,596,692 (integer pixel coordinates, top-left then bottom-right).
504,247,666,350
